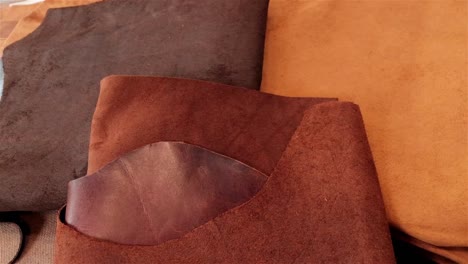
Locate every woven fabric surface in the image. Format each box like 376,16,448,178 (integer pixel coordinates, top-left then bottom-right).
0,221,22,264
16,211,56,264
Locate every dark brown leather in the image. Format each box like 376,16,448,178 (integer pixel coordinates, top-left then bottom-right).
0,0,269,211
54,76,395,263
66,141,267,245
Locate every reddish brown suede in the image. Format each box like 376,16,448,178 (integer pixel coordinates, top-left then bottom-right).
0,0,269,211
54,77,395,263
87,76,332,175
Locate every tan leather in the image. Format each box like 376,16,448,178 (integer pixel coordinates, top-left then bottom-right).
66,142,267,245
0,0,101,55
0,3,41,53
0,3,40,28
54,76,395,263
262,0,468,256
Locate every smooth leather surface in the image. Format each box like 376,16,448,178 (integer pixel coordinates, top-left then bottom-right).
54,76,395,263
66,142,267,245
0,0,269,211
261,0,467,261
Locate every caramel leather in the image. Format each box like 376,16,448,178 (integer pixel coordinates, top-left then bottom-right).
0,3,40,22
0,3,41,55
0,0,101,55
66,142,267,245
0,0,269,211
55,76,395,263
261,0,468,260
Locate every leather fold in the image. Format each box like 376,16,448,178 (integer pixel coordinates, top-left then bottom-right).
54,76,395,263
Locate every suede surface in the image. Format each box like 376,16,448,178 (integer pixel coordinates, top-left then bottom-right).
0,59,3,98
261,0,468,259
87,76,332,175
54,76,394,263
0,0,269,211
0,0,101,55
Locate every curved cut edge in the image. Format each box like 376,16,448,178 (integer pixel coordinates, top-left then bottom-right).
65,141,267,245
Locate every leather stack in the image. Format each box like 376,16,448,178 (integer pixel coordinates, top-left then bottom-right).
0,0,465,263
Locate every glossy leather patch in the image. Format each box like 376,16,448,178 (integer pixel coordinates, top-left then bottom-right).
66,142,267,245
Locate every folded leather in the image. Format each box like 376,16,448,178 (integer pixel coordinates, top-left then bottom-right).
54,76,395,263
66,142,267,245
0,0,269,211
261,0,468,260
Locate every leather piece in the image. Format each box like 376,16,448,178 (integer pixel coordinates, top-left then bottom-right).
0,0,269,211
66,142,267,245
87,76,333,175
261,0,468,259
0,59,3,98
0,21,17,39
0,2,39,22
54,76,395,263
1,0,101,55
0,2,41,55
